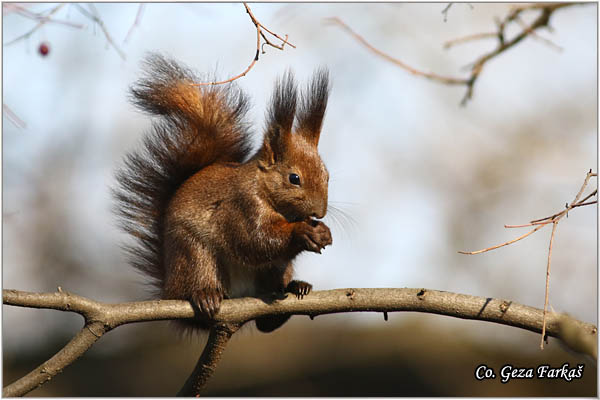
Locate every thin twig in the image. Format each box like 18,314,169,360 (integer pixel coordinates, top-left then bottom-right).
2,3,29,15
569,171,596,205
504,192,596,228
504,220,554,228
529,193,597,223
572,200,597,208
540,221,558,349
443,32,497,49
462,171,596,254
514,14,563,52
193,3,295,86
329,3,588,105
4,287,597,396
458,223,547,254
74,4,126,60
6,4,83,29
441,3,453,22
441,3,474,22
250,5,295,50
460,170,597,349
530,172,596,223
325,17,468,86
3,103,27,129
4,4,68,46
123,4,145,44
459,2,585,104
577,189,598,204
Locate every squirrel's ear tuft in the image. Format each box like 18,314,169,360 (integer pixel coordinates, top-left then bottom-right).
260,71,297,167
297,68,329,146
266,71,297,137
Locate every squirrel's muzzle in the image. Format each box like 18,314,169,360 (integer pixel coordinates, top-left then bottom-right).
312,204,327,220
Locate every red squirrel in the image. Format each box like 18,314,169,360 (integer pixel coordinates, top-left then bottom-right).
115,54,332,332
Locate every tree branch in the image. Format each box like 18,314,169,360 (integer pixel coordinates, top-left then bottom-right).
3,4,84,47
73,4,126,61
193,3,295,86
123,4,145,44
4,287,597,396
177,323,241,396
325,17,469,87
459,170,597,348
328,3,590,105
3,321,108,398
3,103,27,129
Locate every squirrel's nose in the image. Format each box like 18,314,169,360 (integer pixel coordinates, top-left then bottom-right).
312,205,327,220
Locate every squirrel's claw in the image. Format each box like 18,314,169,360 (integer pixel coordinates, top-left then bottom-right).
191,289,223,320
287,280,313,299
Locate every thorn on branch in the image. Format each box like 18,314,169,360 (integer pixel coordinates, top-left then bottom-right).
383,311,388,321
346,289,356,300
499,301,511,314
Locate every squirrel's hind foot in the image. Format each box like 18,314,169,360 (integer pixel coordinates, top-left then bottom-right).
255,280,312,333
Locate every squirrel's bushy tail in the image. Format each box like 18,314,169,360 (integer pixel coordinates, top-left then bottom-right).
114,54,252,291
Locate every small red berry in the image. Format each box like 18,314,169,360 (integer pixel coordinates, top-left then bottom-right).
39,42,50,57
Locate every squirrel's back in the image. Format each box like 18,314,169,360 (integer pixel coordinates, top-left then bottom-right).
114,54,252,291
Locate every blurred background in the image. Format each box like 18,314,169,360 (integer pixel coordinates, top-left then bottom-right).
2,3,597,396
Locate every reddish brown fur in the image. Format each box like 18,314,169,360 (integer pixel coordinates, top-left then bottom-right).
115,55,332,332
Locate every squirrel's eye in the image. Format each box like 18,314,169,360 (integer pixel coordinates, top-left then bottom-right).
289,173,301,186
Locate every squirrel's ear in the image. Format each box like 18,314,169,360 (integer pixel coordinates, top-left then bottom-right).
258,126,287,168
259,72,297,167
296,68,329,146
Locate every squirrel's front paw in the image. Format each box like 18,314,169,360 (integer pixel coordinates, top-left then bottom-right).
295,220,332,254
190,289,223,320
287,280,312,299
